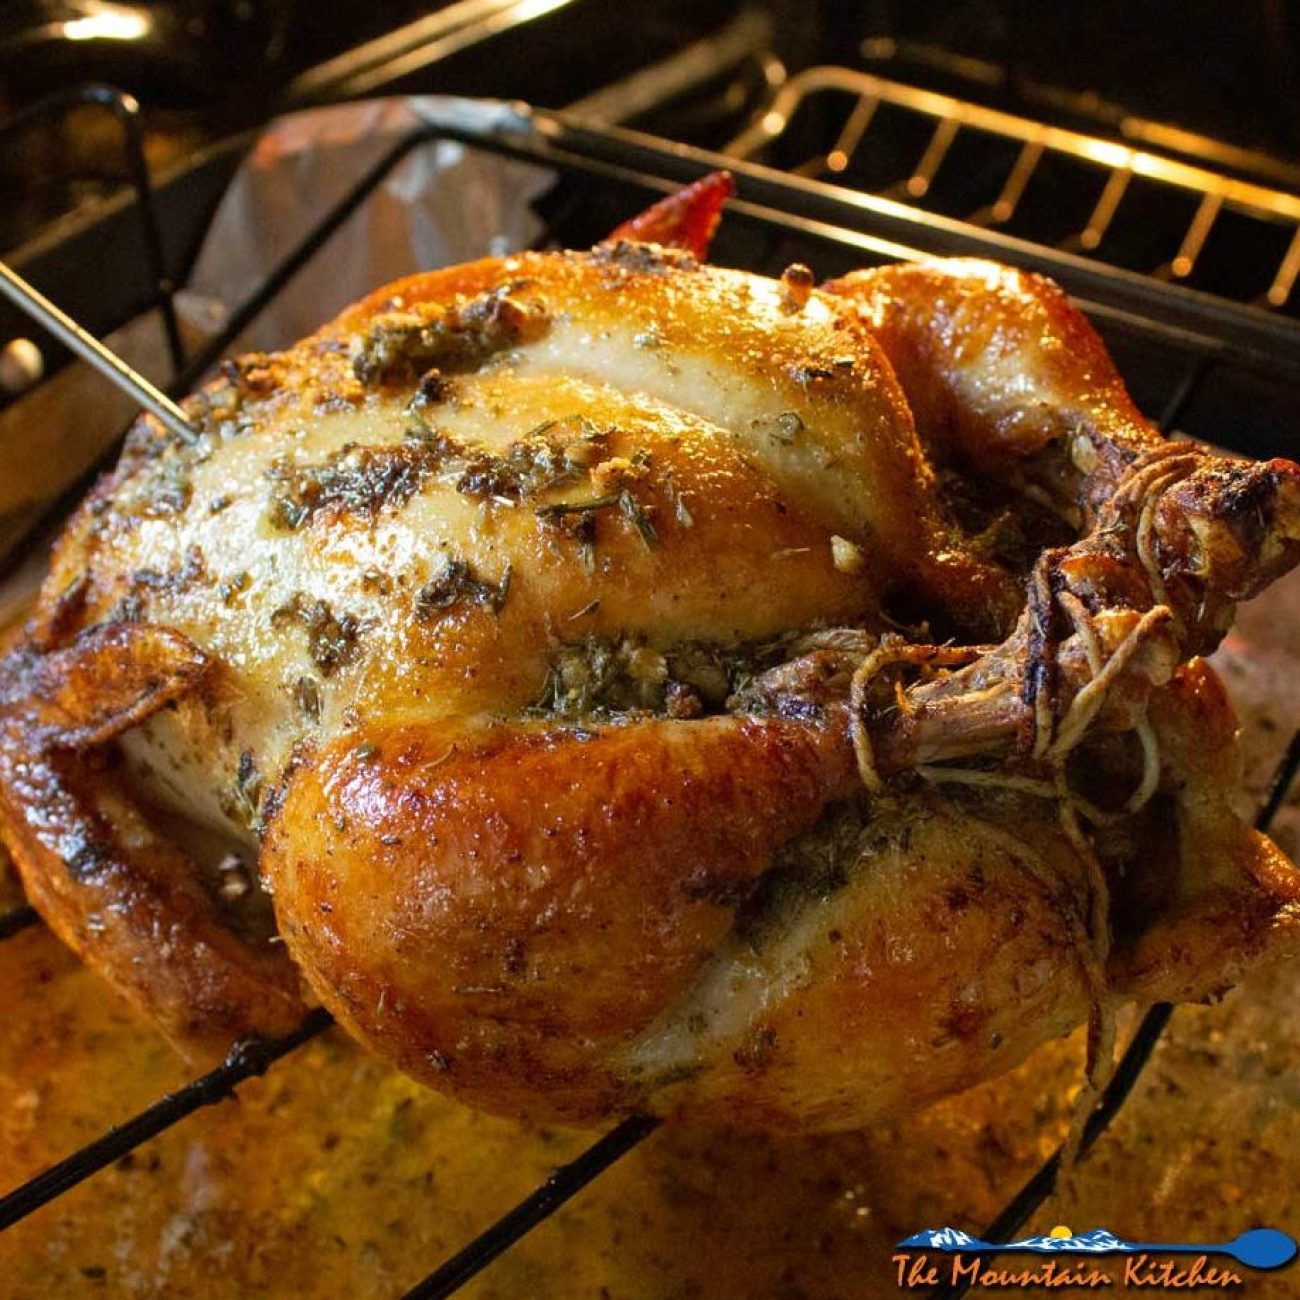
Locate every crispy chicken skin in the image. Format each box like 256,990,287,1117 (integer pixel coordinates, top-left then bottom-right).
2,181,1299,1130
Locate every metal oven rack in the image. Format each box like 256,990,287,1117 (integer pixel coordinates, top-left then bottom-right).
726,65,1300,313
2,87,1300,1300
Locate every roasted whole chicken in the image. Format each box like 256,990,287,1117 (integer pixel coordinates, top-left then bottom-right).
3,174,1299,1133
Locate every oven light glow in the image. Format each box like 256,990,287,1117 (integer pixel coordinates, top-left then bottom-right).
1072,136,1132,171
62,5,151,42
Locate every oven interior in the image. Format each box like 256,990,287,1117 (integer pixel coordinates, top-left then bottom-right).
3,5,1300,1297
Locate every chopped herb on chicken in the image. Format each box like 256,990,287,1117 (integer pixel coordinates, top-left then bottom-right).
351,285,549,386
266,442,433,530
415,559,512,617
533,631,811,719
271,594,362,675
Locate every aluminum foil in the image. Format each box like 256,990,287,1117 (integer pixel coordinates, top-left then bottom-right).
176,97,552,353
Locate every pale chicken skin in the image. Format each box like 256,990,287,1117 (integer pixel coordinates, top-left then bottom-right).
2,199,1300,1131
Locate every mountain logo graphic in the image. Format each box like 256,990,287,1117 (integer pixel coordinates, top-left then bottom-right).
896,1226,1297,1270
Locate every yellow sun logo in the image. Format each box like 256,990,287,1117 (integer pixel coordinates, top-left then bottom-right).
1049,1225,1073,1240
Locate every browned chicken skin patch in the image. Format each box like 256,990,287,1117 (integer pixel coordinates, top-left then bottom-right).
1,199,1298,1131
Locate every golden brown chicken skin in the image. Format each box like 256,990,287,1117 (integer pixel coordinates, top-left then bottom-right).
2,202,1299,1131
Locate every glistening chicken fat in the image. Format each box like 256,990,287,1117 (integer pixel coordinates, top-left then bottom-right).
1,177,1298,1132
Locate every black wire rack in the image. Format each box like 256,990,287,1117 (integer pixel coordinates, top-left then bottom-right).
0,83,186,399
725,65,1300,314
2,86,1300,1299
